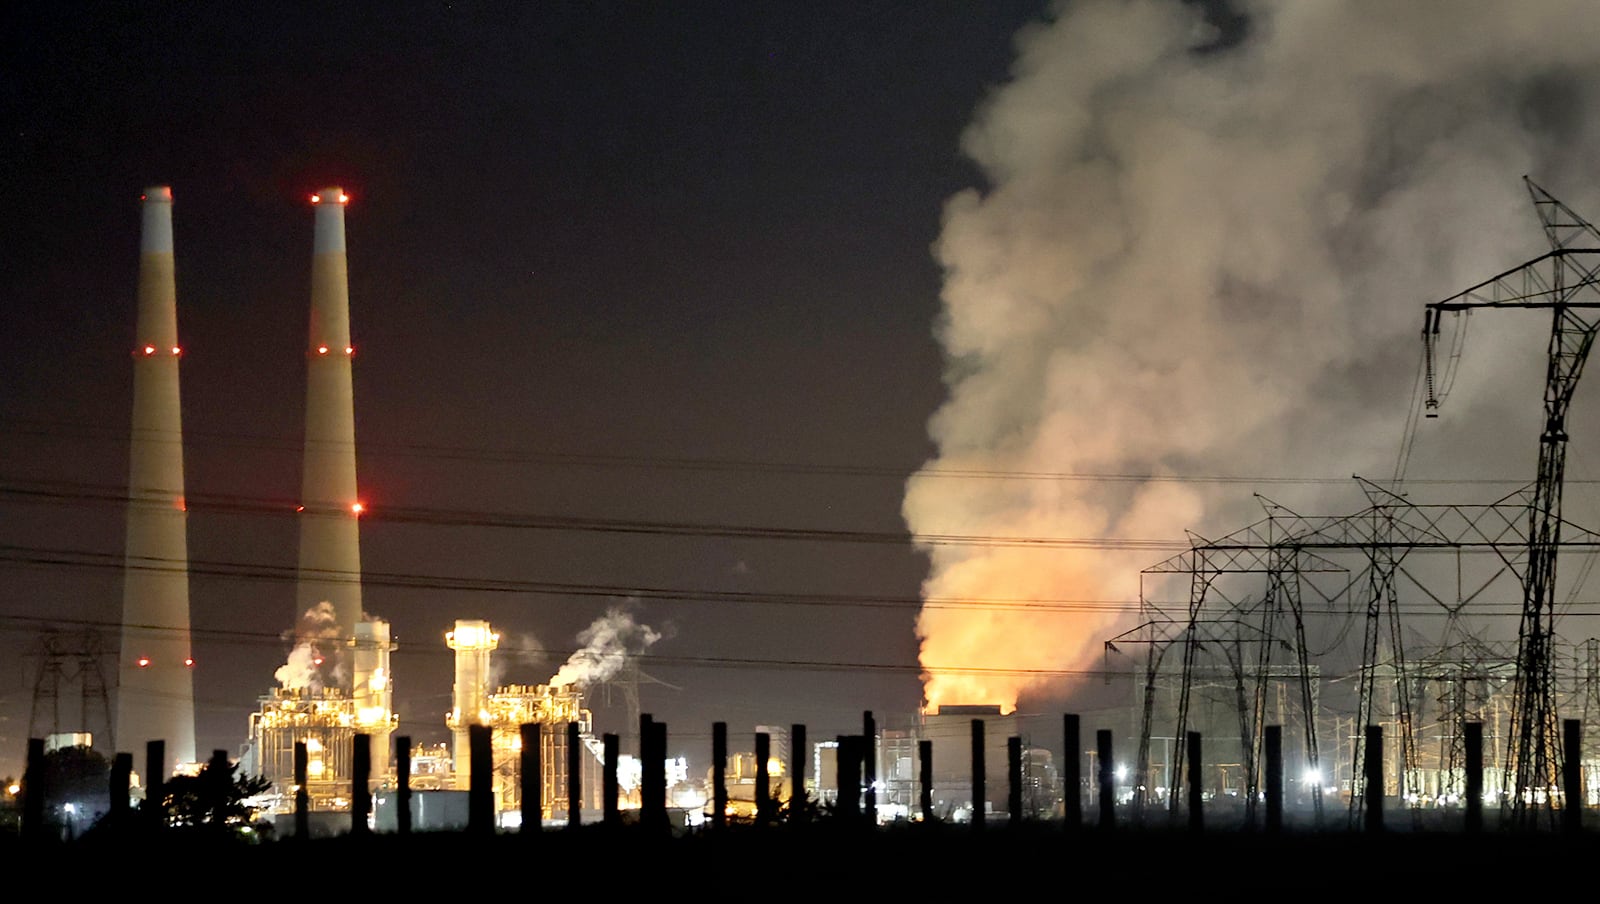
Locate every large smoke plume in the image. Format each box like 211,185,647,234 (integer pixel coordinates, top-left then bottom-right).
275,601,346,692
904,0,1600,713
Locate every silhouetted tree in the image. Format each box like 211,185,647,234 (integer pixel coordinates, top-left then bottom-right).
158,751,272,838
32,745,111,837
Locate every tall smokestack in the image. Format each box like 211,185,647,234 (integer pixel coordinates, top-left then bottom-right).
116,185,196,776
296,186,362,685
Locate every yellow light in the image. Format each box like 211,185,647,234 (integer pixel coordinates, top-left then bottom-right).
6,784,18,795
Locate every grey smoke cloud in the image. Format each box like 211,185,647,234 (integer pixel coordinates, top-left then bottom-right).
904,0,1600,712
549,605,663,690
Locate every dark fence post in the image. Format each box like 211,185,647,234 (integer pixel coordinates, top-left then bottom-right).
1464,721,1483,833
756,731,771,826
109,751,133,824
649,719,668,831
791,723,807,821
1364,724,1383,833
837,735,861,819
1063,714,1081,830
21,738,45,842
713,721,727,829
396,734,412,835
1186,730,1203,832
1564,718,1583,835
919,739,933,822
351,733,371,835
145,739,165,829
640,714,657,830
1008,736,1022,827
1264,725,1282,833
519,724,539,834
971,719,986,830
468,723,493,835
864,710,877,825
603,733,620,826
1097,729,1114,831
567,721,581,827
294,740,309,839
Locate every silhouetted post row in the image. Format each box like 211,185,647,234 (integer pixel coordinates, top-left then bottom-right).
294,740,309,840
712,721,728,829
468,724,492,835
21,738,44,842
1563,718,1583,835
1363,725,1383,833
1097,729,1114,831
395,734,412,835
863,710,877,825
971,719,986,831
351,732,371,834
145,739,166,830
919,739,933,822
110,752,133,821
604,733,620,826
1007,736,1022,827
837,735,862,819
517,724,537,835
791,723,807,822
755,731,771,826
1186,730,1203,833
1464,721,1483,833
1264,725,1282,833
567,721,581,827
1062,714,1081,830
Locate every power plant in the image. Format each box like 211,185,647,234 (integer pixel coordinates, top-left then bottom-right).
114,185,197,779
91,177,1600,838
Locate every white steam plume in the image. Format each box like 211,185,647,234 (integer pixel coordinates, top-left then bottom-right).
549,605,662,689
904,0,1600,713
275,601,346,692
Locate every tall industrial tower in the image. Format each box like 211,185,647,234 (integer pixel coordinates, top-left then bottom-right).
296,186,363,687
116,185,197,776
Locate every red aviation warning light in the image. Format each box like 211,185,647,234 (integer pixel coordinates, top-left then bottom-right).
137,657,150,668
171,346,181,356
317,345,329,355
310,193,321,204
351,502,364,516
143,345,156,355
339,192,350,204
344,345,354,355
184,658,194,667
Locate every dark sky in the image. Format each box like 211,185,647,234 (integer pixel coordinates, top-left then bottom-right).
0,1,1057,774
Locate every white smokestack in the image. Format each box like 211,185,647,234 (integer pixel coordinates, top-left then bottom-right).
295,186,363,687
117,185,197,775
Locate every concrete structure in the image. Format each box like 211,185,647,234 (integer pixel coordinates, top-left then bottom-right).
296,186,363,682
116,185,196,776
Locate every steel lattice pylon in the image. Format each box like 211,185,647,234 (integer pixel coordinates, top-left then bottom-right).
1423,178,1600,827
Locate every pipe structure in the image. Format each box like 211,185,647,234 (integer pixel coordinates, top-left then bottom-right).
296,186,363,673
116,185,196,776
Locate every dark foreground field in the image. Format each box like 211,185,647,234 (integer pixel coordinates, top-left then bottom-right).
6,819,1595,892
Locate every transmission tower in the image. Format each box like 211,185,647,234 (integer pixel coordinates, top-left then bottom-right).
27,628,114,749
1423,177,1600,827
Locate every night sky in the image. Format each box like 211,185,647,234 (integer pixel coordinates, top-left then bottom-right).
1,1,1057,775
